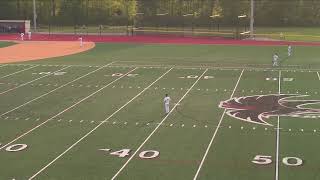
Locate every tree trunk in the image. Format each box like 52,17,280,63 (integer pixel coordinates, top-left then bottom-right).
52,0,56,17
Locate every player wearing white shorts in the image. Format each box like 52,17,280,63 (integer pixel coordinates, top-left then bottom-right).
288,45,292,57
164,94,171,114
20,32,24,41
273,53,279,67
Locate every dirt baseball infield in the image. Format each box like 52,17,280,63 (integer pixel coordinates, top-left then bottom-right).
0,41,95,63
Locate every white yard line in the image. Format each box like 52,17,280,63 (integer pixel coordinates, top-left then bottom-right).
193,69,244,180
0,65,39,79
28,68,173,180
0,66,70,95
317,72,320,80
0,62,115,118
0,67,138,151
110,68,208,180
275,116,280,180
275,70,281,180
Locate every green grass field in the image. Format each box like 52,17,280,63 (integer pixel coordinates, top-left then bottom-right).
0,41,15,48
0,43,320,179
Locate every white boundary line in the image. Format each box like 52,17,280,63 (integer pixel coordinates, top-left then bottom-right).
28,68,174,180
317,72,320,80
2,63,320,72
0,65,39,79
0,66,70,95
0,67,138,151
110,68,208,180
0,62,115,118
7,63,320,72
275,70,281,180
193,69,244,180
117,60,312,67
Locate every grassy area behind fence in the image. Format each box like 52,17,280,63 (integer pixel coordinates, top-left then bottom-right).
33,25,320,42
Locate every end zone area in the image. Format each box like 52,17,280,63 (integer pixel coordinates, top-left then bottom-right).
0,62,319,180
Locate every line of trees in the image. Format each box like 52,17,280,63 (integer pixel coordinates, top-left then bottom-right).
0,0,320,27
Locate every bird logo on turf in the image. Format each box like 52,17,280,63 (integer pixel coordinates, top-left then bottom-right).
219,94,320,126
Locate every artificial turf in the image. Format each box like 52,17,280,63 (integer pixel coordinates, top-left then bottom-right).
0,43,319,179
0,41,15,48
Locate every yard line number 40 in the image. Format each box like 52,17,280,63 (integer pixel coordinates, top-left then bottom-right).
0,144,160,160
252,155,303,166
99,148,159,159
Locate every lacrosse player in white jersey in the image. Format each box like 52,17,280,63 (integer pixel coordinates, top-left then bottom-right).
20,32,24,41
164,94,171,114
273,53,279,67
288,44,292,57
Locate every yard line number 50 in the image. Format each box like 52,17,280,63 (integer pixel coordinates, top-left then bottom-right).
252,155,303,166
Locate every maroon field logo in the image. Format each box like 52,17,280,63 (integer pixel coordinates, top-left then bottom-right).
219,94,320,126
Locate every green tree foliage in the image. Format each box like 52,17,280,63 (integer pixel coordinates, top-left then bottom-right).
212,0,223,17
1,0,320,27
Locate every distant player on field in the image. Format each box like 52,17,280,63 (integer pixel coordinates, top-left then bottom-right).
272,53,279,67
288,44,292,57
164,94,171,114
20,32,24,41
